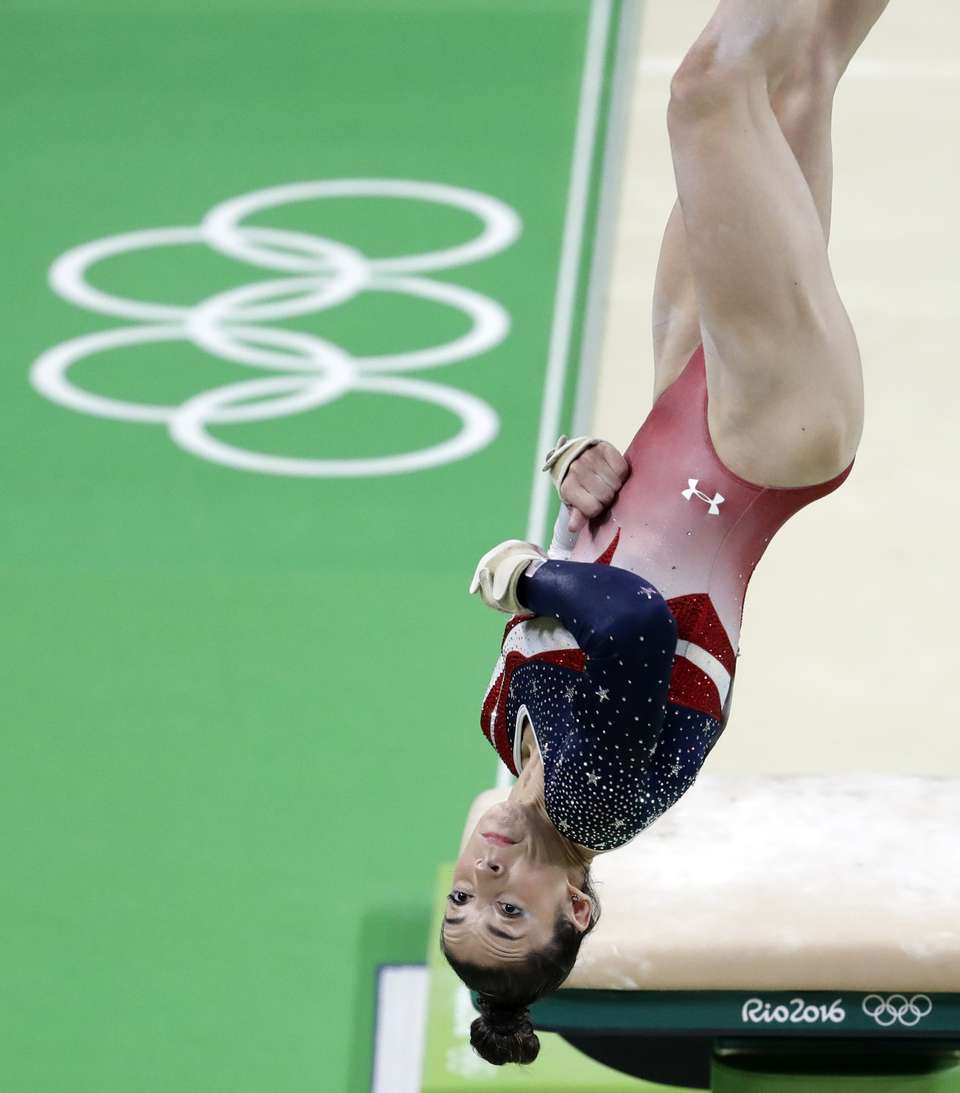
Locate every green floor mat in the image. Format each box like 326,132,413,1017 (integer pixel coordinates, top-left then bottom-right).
0,2,631,1090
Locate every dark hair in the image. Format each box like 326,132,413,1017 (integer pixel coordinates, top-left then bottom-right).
440,872,600,1066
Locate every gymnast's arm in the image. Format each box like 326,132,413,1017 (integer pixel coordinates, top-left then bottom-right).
516,560,676,662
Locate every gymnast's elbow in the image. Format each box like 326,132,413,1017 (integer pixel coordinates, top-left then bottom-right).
602,579,677,649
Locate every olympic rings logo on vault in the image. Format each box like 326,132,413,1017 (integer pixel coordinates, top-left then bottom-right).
862,994,933,1028
31,179,521,476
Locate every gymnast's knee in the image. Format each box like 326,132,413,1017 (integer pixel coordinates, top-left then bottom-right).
668,44,759,128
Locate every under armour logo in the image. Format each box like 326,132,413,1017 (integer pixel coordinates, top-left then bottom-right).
681,478,724,515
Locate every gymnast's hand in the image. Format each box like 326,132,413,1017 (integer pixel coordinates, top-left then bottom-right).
559,441,630,534
469,539,547,614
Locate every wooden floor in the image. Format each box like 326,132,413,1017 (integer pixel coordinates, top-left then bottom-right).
594,0,960,774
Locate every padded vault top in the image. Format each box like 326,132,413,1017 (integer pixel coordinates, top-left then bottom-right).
460,774,960,993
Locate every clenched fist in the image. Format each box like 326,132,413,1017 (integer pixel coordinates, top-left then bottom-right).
560,441,630,533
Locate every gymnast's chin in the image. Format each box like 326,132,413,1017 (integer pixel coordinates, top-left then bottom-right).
439,779,600,1067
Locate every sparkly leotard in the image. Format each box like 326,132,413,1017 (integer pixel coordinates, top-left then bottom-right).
480,347,853,851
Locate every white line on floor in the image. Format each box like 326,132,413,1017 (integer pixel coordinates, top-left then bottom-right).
526,0,613,551
497,0,614,792
371,965,429,1093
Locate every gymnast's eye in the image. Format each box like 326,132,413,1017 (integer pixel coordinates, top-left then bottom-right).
448,889,472,906
499,902,523,918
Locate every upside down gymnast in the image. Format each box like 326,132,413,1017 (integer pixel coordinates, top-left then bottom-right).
441,0,891,1068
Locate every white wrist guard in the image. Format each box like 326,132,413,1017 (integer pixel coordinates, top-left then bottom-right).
542,434,601,495
548,504,578,560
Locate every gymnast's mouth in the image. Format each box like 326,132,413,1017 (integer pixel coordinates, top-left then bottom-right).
481,832,517,846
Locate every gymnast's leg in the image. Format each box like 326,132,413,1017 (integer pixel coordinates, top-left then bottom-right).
661,0,890,488
652,0,890,397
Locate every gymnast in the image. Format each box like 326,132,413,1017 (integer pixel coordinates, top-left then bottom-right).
441,0,890,1067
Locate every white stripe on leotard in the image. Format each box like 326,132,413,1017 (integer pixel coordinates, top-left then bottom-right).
674,639,731,708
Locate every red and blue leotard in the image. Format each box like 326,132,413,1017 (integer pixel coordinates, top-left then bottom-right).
479,347,853,851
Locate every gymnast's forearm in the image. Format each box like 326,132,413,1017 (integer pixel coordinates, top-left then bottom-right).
516,560,675,660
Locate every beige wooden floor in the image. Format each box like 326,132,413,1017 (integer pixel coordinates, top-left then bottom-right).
594,0,960,773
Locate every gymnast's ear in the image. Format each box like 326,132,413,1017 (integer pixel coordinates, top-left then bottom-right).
566,883,594,932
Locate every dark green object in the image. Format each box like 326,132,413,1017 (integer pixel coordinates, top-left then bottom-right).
712,1050,960,1092
532,990,960,1091
533,990,960,1038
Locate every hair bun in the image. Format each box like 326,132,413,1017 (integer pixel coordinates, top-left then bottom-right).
470,997,541,1065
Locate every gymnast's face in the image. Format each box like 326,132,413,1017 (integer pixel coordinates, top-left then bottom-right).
441,802,593,966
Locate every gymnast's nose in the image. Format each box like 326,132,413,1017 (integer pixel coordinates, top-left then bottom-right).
475,858,502,875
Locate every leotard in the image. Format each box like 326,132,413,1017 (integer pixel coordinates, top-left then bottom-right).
480,347,852,851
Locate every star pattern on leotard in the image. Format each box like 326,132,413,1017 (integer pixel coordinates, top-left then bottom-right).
498,659,722,851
